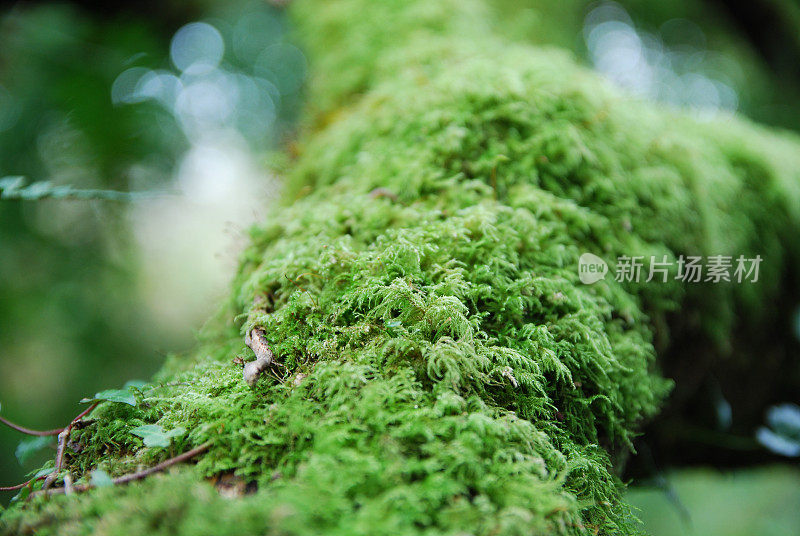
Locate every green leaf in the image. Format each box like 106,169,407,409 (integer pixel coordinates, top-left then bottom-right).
130,424,186,448
28,466,54,480
91,469,114,488
81,388,136,407
15,436,53,465
10,485,31,504
0,176,25,194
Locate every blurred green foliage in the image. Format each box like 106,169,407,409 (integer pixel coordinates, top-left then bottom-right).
627,466,800,536
0,3,184,494
0,0,300,498
492,0,800,130
0,4,185,185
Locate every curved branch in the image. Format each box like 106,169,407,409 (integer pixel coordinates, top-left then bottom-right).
0,415,63,437
31,442,212,498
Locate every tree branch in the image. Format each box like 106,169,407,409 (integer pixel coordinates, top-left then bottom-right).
0,415,63,437
31,442,212,498
44,403,99,490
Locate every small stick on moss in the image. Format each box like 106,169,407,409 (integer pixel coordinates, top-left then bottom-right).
243,328,274,387
30,442,212,498
368,187,399,202
112,442,211,485
43,402,99,490
0,415,63,437
0,475,46,491
63,473,74,495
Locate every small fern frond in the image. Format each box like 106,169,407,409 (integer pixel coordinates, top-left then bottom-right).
0,176,171,202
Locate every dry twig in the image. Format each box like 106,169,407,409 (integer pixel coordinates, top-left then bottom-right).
0,415,63,437
43,402,99,490
0,475,46,492
243,328,274,387
30,442,212,498
1,403,99,492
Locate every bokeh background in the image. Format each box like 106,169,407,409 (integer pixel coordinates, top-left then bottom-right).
1,0,798,533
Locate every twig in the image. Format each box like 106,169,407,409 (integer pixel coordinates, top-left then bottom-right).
243,328,275,387
2,403,100,491
112,442,211,485
0,475,46,492
0,415,63,437
368,187,399,202
43,402,99,490
0,482,30,492
70,403,101,424
268,365,288,383
30,442,212,498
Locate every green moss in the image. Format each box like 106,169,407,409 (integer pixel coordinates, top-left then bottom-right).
3,0,800,535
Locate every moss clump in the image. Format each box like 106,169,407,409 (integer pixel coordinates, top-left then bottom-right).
3,0,800,534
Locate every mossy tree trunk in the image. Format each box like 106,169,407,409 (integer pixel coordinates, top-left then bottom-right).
3,1,800,535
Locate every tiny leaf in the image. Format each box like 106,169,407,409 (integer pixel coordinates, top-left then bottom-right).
130,424,186,448
27,466,53,480
82,388,136,407
91,469,114,488
10,485,31,504
15,436,53,465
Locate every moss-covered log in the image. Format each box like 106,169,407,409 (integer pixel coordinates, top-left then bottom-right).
3,0,800,534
